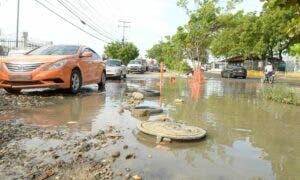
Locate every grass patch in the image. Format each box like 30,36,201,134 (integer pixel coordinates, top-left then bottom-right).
261,86,300,105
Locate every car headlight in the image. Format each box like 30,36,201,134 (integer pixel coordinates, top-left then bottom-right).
44,59,68,71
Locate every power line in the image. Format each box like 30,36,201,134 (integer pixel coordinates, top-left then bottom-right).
63,0,117,39
118,20,130,44
34,0,109,43
57,0,115,41
85,0,121,36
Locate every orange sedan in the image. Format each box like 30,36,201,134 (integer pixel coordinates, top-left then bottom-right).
0,45,106,94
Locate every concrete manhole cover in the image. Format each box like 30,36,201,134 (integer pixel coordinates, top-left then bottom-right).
137,121,206,140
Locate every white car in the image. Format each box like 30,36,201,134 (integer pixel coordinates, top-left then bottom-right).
7,48,32,57
127,60,145,73
106,59,127,79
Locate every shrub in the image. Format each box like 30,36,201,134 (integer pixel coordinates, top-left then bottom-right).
261,86,300,105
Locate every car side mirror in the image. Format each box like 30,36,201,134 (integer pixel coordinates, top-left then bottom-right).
81,51,92,58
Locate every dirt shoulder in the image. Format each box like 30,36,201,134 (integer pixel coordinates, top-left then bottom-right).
0,120,124,179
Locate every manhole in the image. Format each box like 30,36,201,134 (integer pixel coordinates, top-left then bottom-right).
137,121,206,140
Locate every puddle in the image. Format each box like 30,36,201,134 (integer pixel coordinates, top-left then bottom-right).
1,76,300,179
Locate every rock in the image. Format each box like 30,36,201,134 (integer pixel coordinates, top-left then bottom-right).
105,133,122,139
111,151,120,158
76,153,82,159
156,136,163,144
125,153,135,160
37,169,55,180
118,108,124,114
94,172,101,179
78,142,91,152
162,137,172,143
132,92,144,100
123,145,128,149
52,154,60,159
132,175,142,180
131,109,150,117
156,115,169,122
125,173,131,179
93,130,105,139
125,168,131,172
174,98,184,103
122,103,132,110
67,121,77,124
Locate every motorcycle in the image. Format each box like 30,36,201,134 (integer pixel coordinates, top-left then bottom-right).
263,71,275,84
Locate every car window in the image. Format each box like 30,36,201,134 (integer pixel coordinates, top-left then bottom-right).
129,61,141,64
106,60,121,66
81,48,99,60
28,45,80,55
89,49,100,60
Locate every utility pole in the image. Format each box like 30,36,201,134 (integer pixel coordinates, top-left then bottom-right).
16,0,20,48
118,20,130,45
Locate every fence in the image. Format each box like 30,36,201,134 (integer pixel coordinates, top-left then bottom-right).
0,39,51,59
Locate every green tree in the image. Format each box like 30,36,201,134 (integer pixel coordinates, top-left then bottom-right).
184,1,220,64
104,42,139,64
211,11,262,59
290,43,300,56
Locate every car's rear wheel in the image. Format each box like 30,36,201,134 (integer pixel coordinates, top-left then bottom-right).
98,72,106,90
69,69,82,94
4,88,21,94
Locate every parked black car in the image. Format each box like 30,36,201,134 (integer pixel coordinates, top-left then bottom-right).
221,65,247,79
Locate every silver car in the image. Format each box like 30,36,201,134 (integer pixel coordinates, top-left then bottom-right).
106,59,127,79
127,60,145,73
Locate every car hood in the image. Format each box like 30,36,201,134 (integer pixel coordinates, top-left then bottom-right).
107,66,122,70
2,55,75,63
127,64,141,67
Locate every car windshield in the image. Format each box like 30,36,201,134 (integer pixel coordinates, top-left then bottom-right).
27,45,80,55
129,61,141,64
226,65,241,69
106,60,121,66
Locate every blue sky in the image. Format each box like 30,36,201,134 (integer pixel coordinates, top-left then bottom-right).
0,0,263,57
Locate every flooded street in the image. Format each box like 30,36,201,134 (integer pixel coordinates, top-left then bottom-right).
1,73,300,179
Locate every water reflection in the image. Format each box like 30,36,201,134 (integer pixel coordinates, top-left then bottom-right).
162,78,300,179
18,91,106,131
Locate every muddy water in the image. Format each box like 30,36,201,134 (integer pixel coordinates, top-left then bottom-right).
2,76,300,179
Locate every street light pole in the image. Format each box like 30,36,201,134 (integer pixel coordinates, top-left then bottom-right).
16,0,20,48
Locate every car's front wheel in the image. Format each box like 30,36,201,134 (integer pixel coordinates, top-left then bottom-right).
4,88,21,94
69,69,82,94
98,72,106,90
